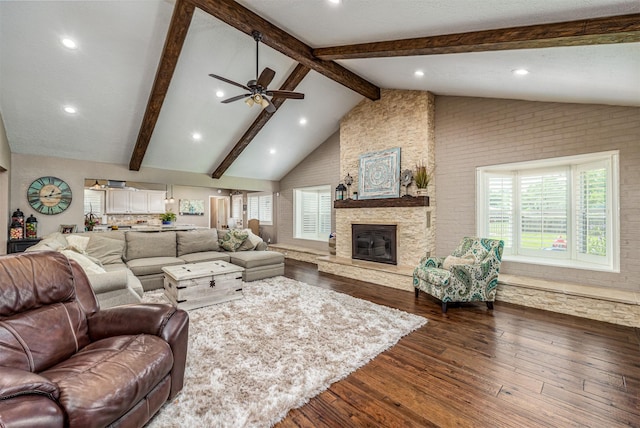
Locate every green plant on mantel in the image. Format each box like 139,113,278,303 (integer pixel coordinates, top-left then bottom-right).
414,162,432,189
160,211,177,222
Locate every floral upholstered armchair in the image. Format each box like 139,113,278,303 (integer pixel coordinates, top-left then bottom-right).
413,237,504,313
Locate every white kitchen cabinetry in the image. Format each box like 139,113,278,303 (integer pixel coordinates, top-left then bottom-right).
107,190,167,214
147,191,166,213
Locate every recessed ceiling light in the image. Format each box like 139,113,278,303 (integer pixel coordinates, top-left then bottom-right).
299,118,307,125
63,105,77,114
414,70,425,77
328,0,341,4
192,132,202,141
61,37,77,49
215,90,224,98
269,148,276,155
512,68,530,76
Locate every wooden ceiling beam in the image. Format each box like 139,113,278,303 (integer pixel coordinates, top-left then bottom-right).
129,0,195,171
313,13,640,60
188,0,380,100
211,64,310,179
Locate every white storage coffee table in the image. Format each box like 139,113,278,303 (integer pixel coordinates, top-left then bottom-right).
162,260,245,310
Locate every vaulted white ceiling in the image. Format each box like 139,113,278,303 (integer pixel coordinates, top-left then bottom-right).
1,0,638,182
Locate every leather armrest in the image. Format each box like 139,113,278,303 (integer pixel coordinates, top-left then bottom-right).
88,304,189,399
0,367,59,401
0,395,64,428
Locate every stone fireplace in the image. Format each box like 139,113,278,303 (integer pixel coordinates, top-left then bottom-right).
317,89,437,292
352,224,397,265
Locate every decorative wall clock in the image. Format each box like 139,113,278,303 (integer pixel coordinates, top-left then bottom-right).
27,176,72,215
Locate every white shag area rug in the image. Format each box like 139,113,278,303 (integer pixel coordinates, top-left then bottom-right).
144,276,427,428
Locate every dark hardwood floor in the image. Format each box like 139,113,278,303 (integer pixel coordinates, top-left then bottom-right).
277,259,640,428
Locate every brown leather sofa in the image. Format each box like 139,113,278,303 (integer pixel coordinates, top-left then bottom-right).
0,251,189,427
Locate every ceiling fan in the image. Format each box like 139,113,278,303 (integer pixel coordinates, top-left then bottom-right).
209,31,304,114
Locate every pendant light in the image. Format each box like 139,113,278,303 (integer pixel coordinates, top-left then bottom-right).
164,185,169,204
169,185,175,204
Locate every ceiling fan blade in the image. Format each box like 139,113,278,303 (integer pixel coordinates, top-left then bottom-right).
221,94,251,103
264,97,276,114
266,90,305,100
256,67,276,88
209,74,251,91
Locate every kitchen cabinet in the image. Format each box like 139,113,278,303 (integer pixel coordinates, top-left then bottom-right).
147,191,166,213
107,190,167,214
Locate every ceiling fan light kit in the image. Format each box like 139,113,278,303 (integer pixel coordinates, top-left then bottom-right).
209,30,304,114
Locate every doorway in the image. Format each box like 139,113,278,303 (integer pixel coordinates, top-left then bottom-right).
209,196,229,229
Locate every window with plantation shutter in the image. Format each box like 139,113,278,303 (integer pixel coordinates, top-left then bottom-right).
247,193,272,225
518,168,568,257
231,195,243,225
294,186,332,241
486,174,514,249
84,189,104,217
477,151,618,272
576,160,609,264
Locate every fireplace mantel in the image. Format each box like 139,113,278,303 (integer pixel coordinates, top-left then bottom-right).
334,196,429,209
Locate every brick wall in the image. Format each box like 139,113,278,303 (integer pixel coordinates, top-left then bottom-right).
435,96,640,291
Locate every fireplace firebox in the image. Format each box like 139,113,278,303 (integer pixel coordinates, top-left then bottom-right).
351,224,397,265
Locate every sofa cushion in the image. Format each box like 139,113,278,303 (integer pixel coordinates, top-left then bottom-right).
85,270,129,294
176,229,219,256
126,232,177,261
41,334,173,428
61,249,106,275
86,235,126,265
126,257,184,276
255,241,268,251
65,234,90,252
229,251,284,269
179,251,230,264
219,229,248,252
236,235,256,251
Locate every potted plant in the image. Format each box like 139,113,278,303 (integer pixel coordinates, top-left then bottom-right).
414,162,432,196
160,210,177,225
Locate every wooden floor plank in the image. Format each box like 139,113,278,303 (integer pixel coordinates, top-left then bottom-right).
275,260,640,427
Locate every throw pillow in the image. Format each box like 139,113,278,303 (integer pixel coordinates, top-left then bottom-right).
25,232,68,252
61,249,107,275
242,228,263,249
65,234,90,252
442,255,475,270
176,229,219,256
254,241,268,251
86,235,126,265
219,229,249,252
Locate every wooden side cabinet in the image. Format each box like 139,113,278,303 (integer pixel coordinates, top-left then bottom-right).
7,238,42,254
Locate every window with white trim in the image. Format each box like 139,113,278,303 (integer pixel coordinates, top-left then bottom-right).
247,193,273,225
477,151,619,272
231,194,243,225
84,189,105,217
294,186,332,241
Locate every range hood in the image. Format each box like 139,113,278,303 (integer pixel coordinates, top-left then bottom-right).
107,180,126,188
